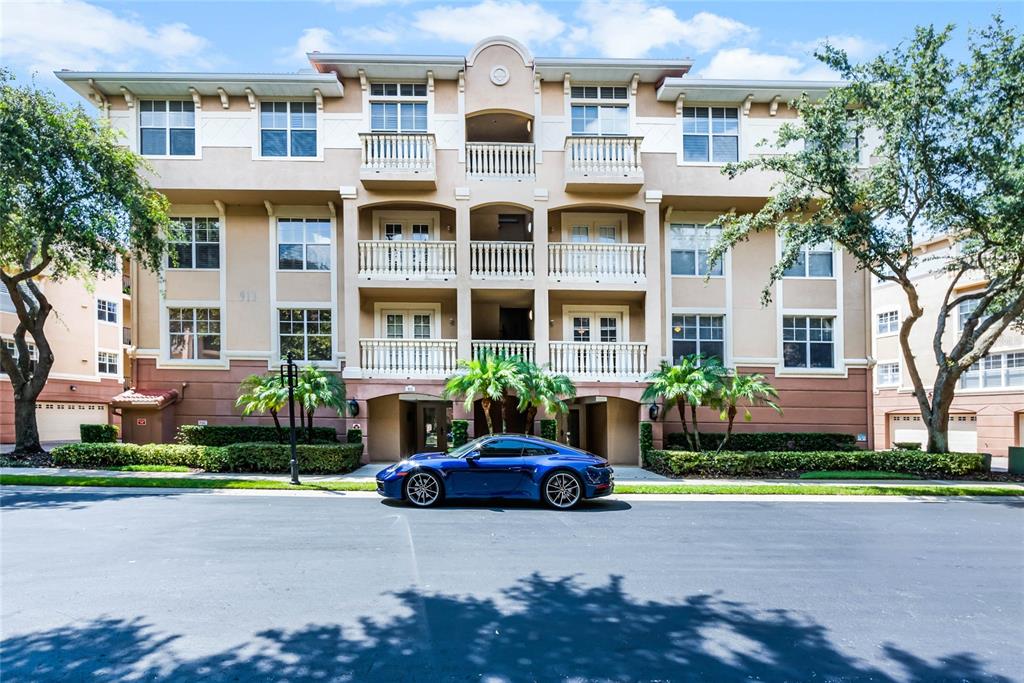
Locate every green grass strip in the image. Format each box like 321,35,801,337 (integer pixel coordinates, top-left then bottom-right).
100,465,193,473
1,474,1021,497
798,470,921,480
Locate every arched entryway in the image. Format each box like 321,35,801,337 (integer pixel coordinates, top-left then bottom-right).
558,396,641,464
366,392,453,461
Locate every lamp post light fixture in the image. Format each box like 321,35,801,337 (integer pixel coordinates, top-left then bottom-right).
279,353,301,486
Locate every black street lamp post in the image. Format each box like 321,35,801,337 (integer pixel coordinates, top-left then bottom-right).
280,353,300,485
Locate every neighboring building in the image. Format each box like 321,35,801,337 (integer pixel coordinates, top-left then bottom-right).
55,36,874,463
0,271,130,444
872,236,1024,456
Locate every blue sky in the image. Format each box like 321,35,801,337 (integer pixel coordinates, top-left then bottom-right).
3,1,1021,104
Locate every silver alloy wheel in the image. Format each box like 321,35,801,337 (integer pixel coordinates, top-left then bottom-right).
545,472,582,509
406,472,440,506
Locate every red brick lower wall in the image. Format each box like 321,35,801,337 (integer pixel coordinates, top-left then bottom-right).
1,377,124,444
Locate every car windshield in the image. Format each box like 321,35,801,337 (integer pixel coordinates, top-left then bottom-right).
446,436,490,458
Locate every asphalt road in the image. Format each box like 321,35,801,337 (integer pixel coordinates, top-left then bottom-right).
1,488,1022,683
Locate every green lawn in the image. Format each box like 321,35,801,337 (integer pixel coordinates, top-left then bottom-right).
2,474,1021,497
100,465,193,473
798,470,922,480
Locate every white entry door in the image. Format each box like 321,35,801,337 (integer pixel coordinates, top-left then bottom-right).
382,309,435,339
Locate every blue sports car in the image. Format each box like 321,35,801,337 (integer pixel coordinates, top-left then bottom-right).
375,434,614,509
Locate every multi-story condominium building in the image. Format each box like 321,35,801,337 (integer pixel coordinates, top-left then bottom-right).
1,270,131,444
872,236,1024,456
55,36,873,463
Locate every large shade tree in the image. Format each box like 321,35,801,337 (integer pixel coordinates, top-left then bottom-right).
707,18,1023,453
0,72,171,454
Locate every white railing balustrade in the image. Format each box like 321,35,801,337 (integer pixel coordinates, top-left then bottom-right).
470,241,534,279
471,340,536,364
549,342,648,379
359,133,436,172
466,142,536,179
360,339,457,377
548,243,646,281
564,136,643,178
358,241,456,279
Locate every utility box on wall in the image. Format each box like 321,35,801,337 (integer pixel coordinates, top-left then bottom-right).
109,389,181,444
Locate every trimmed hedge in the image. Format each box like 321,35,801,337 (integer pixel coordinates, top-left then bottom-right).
540,419,557,442
346,428,363,444
642,449,987,478
451,420,470,448
51,441,363,474
893,441,922,450
639,422,653,458
664,431,858,452
80,424,118,443
176,424,337,447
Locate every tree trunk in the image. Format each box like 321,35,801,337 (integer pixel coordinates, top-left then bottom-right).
306,408,315,443
525,406,537,435
675,399,693,450
499,392,510,434
717,406,737,453
13,396,43,455
270,409,283,443
481,398,494,434
2,282,55,457
925,372,958,453
690,403,702,452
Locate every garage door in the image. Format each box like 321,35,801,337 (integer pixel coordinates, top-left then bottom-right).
888,413,977,452
36,402,108,442
1018,413,1024,446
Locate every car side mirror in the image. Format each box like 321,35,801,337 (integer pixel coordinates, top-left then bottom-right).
465,451,481,462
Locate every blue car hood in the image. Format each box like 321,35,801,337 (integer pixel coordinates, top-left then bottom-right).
408,451,448,461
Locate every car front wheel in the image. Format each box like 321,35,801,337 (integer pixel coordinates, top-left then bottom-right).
404,470,444,508
542,471,583,510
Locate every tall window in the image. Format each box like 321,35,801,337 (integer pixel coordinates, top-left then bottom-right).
260,102,317,157
876,361,900,386
1,286,15,313
97,299,118,324
278,218,330,271
958,299,981,331
97,351,118,375
0,338,38,373
672,315,725,363
169,308,221,360
783,242,834,277
960,351,1024,389
571,86,628,136
370,83,428,132
682,107,738,162
168,217,220,269
670,224,723,276
140,100,195,156
279,309,332,361
783,316,835,368
877,310,899,335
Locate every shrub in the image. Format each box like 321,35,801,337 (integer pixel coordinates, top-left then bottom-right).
80,424,118,443
451,419,470,448
642,449,987,478
540,419,557,442
639,422,653,458
176,424,337,447
663,431,858,452
52,443,224,470
893,441,922,450
346,428,363,444
220,442,363,474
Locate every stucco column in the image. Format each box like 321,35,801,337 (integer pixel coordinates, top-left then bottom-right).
643,191,664,371
532,201,550,366
340,187,361,379
455,197,472,361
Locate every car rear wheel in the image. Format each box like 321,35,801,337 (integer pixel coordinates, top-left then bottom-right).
542,471,583,510
404,471,443,507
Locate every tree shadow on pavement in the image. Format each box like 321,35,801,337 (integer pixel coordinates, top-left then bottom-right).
0,488,185,512
0,573,1012,682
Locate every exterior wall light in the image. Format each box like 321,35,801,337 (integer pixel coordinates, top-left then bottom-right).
348,399,359,417
648,403,660,421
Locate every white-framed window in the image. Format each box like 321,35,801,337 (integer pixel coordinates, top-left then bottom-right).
783,242,834,278
876,361,900,386
0,338,38,374
140,100,195,156
960,351,1024,390
783,316,835,368
382,309,434,340
97,351,118,375
682,107,739,163
279,309,332,361
877,310,899,335
96,299,118,324
670,224,723,276
169,308,222,360
1,286,14,313
571,85,628,136
370,82,428,133
672,314,725,363
568,311,622,343
168,217,220,269
958,299,981,331
278,218,331,271
260,101,317,157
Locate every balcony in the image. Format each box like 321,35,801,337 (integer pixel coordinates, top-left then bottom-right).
466,142,536,181
564,136,644,192
358,133,436,189
360,339,457,378
357,241,456,280
471,340,536,364
470,241,534,279
549,342,648,380
122,327,132,346
548,243,646,283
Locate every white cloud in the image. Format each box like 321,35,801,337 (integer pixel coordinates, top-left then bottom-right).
571,1,754,58
413,0,565,46
0,0,212,75
794,34,885,60
700,47,838,80
281,27,342,63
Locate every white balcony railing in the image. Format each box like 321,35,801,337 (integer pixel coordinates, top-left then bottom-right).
549,342,648,380
358,241,456,279
359,133,436,172
548,243,646,281
466,142,535,179
564,136,643,178
360,339,457,378
470,241,534,279
472,340,536,364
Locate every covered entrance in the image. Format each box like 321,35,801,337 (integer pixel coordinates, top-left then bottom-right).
366,393,453,461
562,396,640,465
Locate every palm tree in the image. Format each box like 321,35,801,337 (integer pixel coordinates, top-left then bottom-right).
516,361,576,435
442,351,524,435
294,365,347,443
236,373,288,441
711,373,782,451
641,354,726,451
